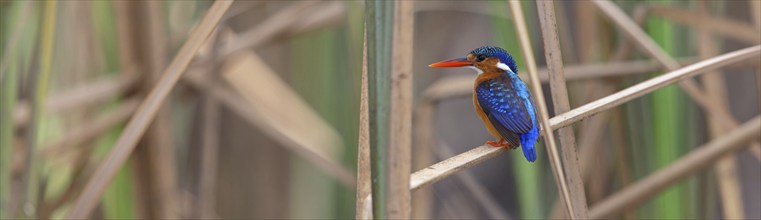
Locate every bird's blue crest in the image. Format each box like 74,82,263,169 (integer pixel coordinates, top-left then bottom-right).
471,46,518,73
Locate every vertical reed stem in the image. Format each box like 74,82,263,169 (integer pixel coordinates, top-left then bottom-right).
366,0,413,218
355,29,372,220
508,0,578,218
388,0,413,218
17,1,57,217
536,1,589,219
697,2,744,219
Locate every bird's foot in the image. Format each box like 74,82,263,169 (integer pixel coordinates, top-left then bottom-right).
486,140,510,148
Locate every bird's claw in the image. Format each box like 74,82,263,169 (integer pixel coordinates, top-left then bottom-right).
486,140,510,148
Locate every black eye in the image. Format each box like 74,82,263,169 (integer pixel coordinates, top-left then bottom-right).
476,54,487,62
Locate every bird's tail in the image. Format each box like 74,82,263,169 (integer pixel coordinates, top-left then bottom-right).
520,127,540,162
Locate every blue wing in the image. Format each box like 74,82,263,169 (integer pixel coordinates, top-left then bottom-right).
476,77,533,143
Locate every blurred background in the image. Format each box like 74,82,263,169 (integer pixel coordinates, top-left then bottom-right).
0,0,759,219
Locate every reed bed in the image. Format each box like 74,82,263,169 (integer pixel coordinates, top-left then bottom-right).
0,1,759,219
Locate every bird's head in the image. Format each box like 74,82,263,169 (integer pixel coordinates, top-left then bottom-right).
428,46,518,75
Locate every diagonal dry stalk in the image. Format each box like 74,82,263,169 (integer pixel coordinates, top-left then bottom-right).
409,45,760,193
536,1,588,219
548,45,759,129
508,0,577,218
220,1,320,56
65,1,234,218
183,70,356,188
13,73,138,127
434,143,511,219
117,1,179,217
39,99,140,159
591,0,761,157
649,5,760,44
589,116,761,219
189,25,354,188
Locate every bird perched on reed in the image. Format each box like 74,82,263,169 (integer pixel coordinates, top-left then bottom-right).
429,46,539,162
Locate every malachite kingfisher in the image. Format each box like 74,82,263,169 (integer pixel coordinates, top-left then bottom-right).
429,46,540,162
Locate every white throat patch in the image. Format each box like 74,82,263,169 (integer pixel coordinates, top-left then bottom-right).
496,62,513,72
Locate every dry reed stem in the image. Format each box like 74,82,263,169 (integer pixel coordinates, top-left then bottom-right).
549,45,760,129
697,3,744,218
65,1,234,218
198,96,220,218
195,24,354,188
286,2,345,36
385,1,414,218
508,0,577,218
195,25,226,218
39,99,140,159
650,5,760,44
409,45,760,193
221,51,345,169
410,146,505,191
589,116,761,219
592,0,761,156
122,2,179,217
355,29,372,220
182,70,356,189
220,1,319,56
192,2,344,71
537,2,589,219
435,143,511,219
13,73,138,127
415,2,511,19
752,0,761,161
411,98,435,219
112,2,150,217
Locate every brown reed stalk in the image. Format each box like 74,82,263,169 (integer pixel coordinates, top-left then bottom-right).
508,0,578,218
39,99,140,159
65,1,234,218
387,0,414,218
113,1,179,217
220,1,320,56
13,74,137,127
589,116,761,219
696,2,744,219
537,2,589,219
549,46,759,129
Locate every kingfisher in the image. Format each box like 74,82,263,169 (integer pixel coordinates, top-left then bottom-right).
429,46,539,162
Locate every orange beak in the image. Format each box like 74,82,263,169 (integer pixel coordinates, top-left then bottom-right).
428,57,472,68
